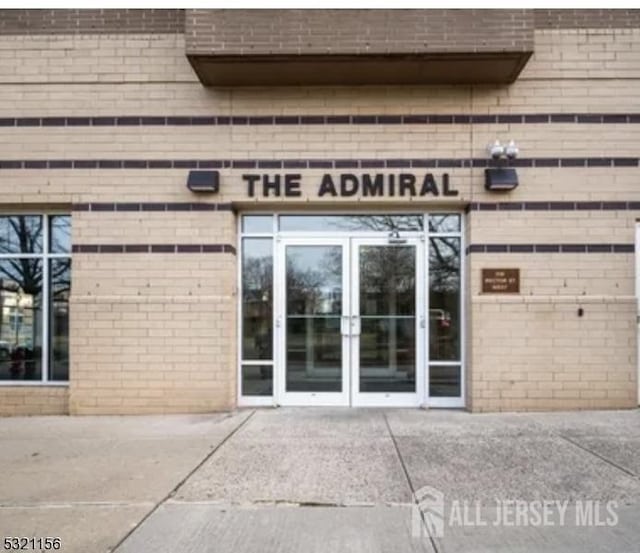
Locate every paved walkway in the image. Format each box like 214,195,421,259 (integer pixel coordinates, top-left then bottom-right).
1,409,639,552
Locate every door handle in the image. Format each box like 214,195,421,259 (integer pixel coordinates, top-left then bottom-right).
351,315,361,336
341,316,350,337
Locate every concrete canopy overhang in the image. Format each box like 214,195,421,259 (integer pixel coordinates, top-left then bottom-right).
185,9,534,86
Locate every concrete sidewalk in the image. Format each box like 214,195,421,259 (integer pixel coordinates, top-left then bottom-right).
1,409,639,552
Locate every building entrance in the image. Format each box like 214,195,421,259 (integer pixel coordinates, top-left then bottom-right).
278,236,423,407
239,214,464,408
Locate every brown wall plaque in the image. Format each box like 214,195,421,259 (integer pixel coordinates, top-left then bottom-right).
481,268,520,294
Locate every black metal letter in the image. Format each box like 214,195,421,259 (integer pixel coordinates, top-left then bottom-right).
243,174,260,197
262,174,281,197
318,174,338,196
362,174,384,196
340,174,359,197
285,174,302,197
399,174,417,196
442,173,458,196
420,174,439,196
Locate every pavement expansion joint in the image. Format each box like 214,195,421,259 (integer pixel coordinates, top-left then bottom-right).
111,410,256,552
164,499,407,508
383,412,440,553
556,433,639,480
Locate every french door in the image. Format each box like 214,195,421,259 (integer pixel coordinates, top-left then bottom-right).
276,237,424,407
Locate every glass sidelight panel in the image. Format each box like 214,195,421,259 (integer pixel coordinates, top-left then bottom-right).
242,364,273,396
285,245,343,392
49,258,71,381
242,238,273,361
359,245,416,393
429,235,462,399
429,237,461,361
429,365,461,397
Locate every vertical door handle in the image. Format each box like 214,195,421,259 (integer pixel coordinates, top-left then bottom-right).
341,316,350,337
351,315,361,336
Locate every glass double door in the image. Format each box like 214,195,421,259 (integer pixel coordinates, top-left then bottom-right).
277,237,424,406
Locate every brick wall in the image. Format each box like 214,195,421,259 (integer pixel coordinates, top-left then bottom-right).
67,208,236,415
0,9,184,35
469,298,636,412
1,9,639,37
185,9,534,56
0,387,68,416
534,9,640,29
0,13,639,414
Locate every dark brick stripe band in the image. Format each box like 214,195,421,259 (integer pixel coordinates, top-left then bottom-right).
467,201,640,212
2,158,640,170
71,201,640,214
72,202,233,212
72,244,236,255
1,113,640,127
466,244,634,254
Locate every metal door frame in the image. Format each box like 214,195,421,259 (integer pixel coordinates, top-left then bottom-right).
275,237,351,406
238,212,466,409
350,237,425,407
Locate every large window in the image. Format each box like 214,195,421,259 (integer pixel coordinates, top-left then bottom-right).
0,215,71,383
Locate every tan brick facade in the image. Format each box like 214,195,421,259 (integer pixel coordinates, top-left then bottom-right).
0,387,68,416
0,10,638,414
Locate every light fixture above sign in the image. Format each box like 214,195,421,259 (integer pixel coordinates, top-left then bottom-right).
485,167,519,191
187,170,220,193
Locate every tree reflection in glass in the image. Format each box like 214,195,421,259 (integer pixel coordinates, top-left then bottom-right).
242,239,273,360
0,216,44,380
359,245,416,393
50,215,71,253
429,237,461,362
285,245,342,392
241,238,274,396
50,258,71,381
279,214,423,233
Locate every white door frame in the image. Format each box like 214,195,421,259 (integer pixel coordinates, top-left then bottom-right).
239,211,466,409
274,235,426,407
275,237,350,406
350,237,425,407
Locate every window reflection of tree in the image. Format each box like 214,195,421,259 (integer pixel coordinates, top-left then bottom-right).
51,259,71,371
0,215,42,255
242,252,273,360
285,247,343,374
51,259,71,300
0,216,44,379
360,245,416,378
429,237,460,361
428,215,459,234
333,214,423,233
360,246,415,313
286,247,341,315
50,216,71,253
